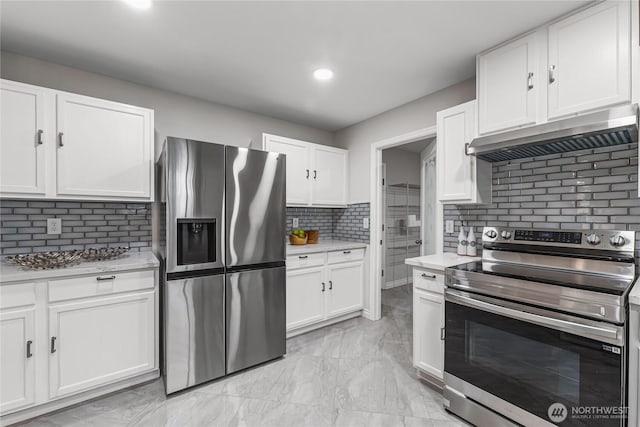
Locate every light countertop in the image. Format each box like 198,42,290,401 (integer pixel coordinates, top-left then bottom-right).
0,251,159,284
629,277,640,307
405,252,480,272
287,240,367,256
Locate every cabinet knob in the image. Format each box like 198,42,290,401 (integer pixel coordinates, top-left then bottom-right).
527,72,534,90
37,129,43,145
58,132,64,147
329,280,333,290
298,255,308,259
26,340,33,358
421,273,436,279
321,282,325,292
306,169,309,179
96,275,116,281
549,65,556,84
464,143,470,156
50,336,57,354
313,170,317,180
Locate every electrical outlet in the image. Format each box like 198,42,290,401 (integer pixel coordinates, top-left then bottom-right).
445,220,455,233
292,217,299,228
363,217,369,229
47,218,62,235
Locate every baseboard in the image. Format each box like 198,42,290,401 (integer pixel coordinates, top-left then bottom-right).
382,278,409,289
286,311,362,338
416,368,444,392
1,370,159,426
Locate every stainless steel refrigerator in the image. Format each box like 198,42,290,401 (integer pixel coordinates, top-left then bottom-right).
153,137,286,394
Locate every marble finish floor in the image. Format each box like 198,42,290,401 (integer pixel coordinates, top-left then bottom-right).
21,284,469,427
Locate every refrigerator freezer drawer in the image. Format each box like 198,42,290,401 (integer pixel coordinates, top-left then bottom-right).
226,267,286,374
164,274,225,394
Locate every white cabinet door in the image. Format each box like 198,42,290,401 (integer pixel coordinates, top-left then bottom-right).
413,289,444,380
286,267,326,330
326,262,363,318
0,307,36,413
478,33,538,135
56,93,153,200
548,1,630,119
0,80,48,196
49,291,155,398
437,100,487,203
311,145,348,206
264,134,311,206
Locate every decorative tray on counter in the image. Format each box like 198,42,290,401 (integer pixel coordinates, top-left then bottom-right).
7,247,130,270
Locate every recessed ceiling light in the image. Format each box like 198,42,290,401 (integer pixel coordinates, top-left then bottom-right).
313,68,334,81
122,0,152,10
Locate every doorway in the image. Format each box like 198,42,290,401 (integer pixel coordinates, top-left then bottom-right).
368,126,442,321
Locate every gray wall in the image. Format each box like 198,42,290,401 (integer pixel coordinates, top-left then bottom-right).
443,143,640,260
335,77,476,203
0,51,336,160
382,147,421,186
1,200,151,255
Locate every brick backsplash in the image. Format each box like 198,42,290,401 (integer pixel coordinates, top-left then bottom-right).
0,200,152,256
443,143,640,259
286,203,370,243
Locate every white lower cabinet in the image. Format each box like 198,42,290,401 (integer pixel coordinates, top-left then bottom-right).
286,247,365,335
0,268,158,424
412,267,445,385
326,262,364,318
0,306,36,414
286,266,325,330
48,291,155,398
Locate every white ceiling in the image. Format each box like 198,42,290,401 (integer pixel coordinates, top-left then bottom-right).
0,0,590,131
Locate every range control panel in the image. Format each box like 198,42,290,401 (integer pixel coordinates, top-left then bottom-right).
482,226,635,252
514,230,582,244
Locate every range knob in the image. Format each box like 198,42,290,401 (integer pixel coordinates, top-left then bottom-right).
485,229,497,239
609,235,626,247
500,230,512,240
586,233,601,246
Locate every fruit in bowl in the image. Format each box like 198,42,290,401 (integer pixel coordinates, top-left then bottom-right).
289,229,308,245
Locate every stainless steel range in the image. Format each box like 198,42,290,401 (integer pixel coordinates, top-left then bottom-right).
443,226,637,427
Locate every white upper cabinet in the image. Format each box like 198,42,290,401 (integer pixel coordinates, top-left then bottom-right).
547,1,630,119
437,100,491,204
0,81,47,196
56,93,153,199
477,33,538,135
311,145,348,206
263,133,348,207
0,79,154,202
476,1,632,134
263,134,311,205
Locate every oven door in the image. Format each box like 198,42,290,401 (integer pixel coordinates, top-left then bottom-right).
445,289,626,427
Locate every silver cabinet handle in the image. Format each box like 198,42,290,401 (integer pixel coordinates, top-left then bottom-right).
50,337,57,354
421,273,436,279
549,65,556,84
527,72,534,90
37,129,43,145
329,280,333,290
96,275,116,281
322,282,325,292
464,143,470,156
313,170,317,180
26,340,33,358
298,255,308,259
343,250,351,254
306,169,309,179
58,132,64,147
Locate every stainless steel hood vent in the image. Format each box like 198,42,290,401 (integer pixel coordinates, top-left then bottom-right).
467,104,638,162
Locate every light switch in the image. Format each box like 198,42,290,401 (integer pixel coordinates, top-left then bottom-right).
445,220,454,233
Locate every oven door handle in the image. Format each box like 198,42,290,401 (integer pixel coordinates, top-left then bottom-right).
445,289,622,345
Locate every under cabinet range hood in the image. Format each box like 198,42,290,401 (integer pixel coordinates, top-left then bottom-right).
467,104,639,162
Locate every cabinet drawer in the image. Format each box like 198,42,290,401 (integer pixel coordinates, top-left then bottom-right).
286,252,325,270
327,248,365,264
49,270,155,302
413,269,445,294
0,283,36,309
